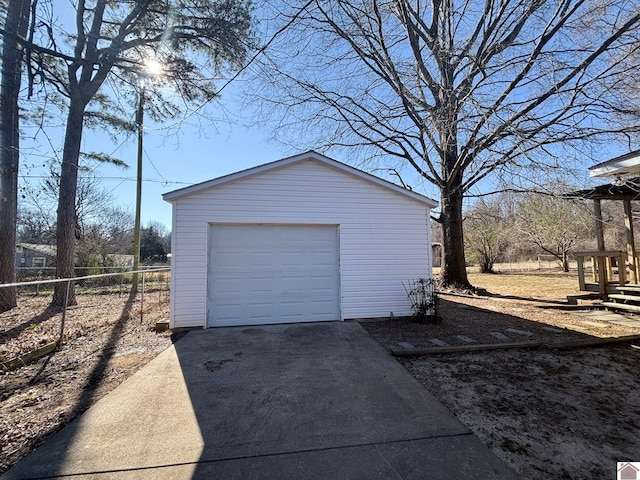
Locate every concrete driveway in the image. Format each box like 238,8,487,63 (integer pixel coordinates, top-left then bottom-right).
3,322,518,479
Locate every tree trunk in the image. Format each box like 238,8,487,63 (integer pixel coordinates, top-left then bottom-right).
0,0,31,312
440,183,471,288
52,99,85,306
479,255,494,274
562,251,569,272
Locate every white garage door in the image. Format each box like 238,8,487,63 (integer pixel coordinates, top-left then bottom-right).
208,225,340,327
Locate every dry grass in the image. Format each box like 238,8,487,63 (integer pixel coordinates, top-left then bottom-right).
466,270,582,299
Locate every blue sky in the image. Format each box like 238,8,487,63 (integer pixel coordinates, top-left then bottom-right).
19,91,603,234
21,87,296,231
15,0,637,241
17,2,630,236
85,104,295,231
20,84,447,232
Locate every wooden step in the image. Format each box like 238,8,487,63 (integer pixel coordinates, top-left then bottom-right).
615,285,640,294
607,294,640,304
601,301,640,313
567,293,601,305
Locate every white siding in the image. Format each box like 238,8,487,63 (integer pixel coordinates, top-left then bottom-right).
169,159,432,328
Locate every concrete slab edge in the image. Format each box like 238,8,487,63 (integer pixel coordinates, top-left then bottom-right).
391,334,640,356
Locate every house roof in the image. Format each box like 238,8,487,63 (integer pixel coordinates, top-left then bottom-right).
162,150,438,208
17,243,57,256
589,149,640,178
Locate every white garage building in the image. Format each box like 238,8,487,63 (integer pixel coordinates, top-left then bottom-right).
162,151,438,328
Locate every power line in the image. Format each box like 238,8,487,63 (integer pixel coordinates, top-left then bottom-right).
18,175,191,186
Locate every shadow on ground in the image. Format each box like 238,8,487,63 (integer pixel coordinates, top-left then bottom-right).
1,290,138,478
361,297,600,352
0,306,61,345
3,322,519,479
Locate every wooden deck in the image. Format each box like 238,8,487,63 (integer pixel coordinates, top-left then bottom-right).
575,251,640,314
576,250,640,296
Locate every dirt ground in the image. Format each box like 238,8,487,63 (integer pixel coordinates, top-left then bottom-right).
0,290,175,474
401,345,640,480
362,271,640,480
2,270,640,479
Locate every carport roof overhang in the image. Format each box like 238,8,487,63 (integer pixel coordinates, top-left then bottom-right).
565,178,640,201
588,149,640,178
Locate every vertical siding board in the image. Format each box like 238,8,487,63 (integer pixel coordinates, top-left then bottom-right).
169,160,433,327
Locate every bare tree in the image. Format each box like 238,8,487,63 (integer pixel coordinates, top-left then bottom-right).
23,0,254,305
0,0,31,312
20,167,118,235
464,198,512,273
251,0,640,288
17,208,56,244
516,193,593,272
18,170,135,264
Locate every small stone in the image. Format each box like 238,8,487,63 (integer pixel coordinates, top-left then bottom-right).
505,328,534,337
455,335,476,343
489,332,510,341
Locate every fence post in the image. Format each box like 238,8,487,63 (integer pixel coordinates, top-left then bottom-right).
58,279,70,346
140,270,145,323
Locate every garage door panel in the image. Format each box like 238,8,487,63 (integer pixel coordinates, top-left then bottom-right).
208,225,340,326
281,252,306,265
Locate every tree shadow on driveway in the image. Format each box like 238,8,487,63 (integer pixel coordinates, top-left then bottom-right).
3,321,519,479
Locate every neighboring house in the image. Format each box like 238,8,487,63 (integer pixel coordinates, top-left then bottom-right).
15,243,56,269
163,150,438,329
15,244,134,270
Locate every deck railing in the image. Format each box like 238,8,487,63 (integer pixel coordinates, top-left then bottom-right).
575,251,634,296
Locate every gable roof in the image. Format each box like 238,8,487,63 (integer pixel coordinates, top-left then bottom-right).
17,243,57,256
589,149,640,178
162,150,438,208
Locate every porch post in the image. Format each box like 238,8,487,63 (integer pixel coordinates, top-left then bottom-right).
594,199,605,251
593,199,606,296
623,199,637,284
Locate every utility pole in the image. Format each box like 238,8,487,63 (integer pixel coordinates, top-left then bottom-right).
131,87,145,294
